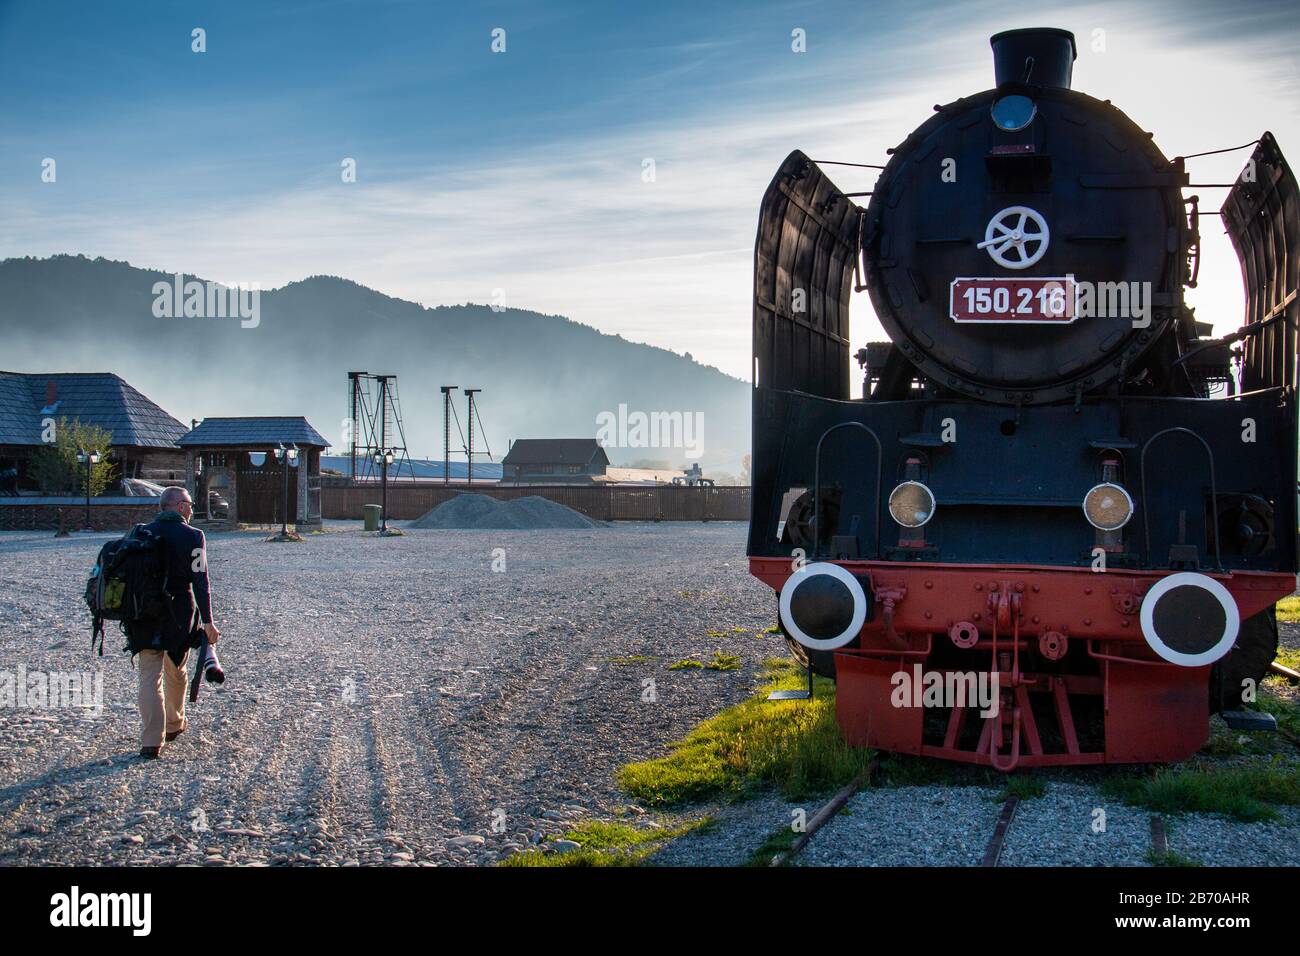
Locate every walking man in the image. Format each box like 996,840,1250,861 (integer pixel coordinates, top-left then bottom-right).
131,486,220,758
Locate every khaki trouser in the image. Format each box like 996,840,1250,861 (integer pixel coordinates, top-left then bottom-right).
138,649,189,748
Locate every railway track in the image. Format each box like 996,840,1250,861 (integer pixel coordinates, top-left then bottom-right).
773,771,1273,867
769,760,875,866
981,796,1019,867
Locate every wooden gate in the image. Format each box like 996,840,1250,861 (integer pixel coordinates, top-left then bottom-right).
237,453,297,524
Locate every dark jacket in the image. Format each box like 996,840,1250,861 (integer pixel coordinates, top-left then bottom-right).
126,513,213,664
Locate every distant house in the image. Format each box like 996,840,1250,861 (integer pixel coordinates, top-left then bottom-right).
501,438,610,484
179,416,329,526
0,371,188,493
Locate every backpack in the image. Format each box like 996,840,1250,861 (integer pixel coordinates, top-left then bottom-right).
84,524,170,655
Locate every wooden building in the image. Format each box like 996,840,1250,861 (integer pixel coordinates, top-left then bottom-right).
179,417,328,527
0,371,188,494
500,438,611,485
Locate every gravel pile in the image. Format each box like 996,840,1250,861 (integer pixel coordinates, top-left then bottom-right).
0,522,774,866
409,494,604,530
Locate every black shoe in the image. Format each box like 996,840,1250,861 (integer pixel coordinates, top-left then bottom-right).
165,728,184,742
140,747,161,759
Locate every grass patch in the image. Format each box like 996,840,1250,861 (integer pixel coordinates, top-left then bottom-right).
875,752,999,788
669,658,704,670
1273,643,1300,671
704,651,741,671
617,658,871,807
1254,689,1300,739
1100,763,1300,822
997,775,1047,801
499,818,713,867
743,826,800,867
608,655,656,665
1275,596,1300,624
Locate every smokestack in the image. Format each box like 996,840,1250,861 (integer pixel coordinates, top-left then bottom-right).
991,28,1076,89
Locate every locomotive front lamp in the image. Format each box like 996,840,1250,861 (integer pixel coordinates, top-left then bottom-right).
991,94,1036,131
1082,482,1134,531
888,480,936,528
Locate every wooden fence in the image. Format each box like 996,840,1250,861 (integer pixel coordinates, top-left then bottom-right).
321,483,750,522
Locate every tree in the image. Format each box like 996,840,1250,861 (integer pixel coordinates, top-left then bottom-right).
740,453,752,486
30,418,118,496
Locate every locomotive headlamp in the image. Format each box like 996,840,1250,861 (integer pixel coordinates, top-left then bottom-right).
991,94,1036,131
888,480,935,528
1082,482,1134,531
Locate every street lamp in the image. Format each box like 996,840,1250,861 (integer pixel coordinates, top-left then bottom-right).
373,447,394,532
272,443,299,537
75,449,100,531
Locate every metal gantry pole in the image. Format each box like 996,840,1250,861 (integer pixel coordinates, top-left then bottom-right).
464,388,480,485
281,451,290,537
380,452,389,532
441,385,456,486
348,372,363,481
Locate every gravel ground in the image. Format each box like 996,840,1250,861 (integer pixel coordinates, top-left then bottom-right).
786,778,1300,867
794,786,1002,866
1165,804,1300,866
0,521,778,866
645,793,802,867
998,783,1150,866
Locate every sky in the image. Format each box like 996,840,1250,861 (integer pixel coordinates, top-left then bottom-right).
2,0,1299,380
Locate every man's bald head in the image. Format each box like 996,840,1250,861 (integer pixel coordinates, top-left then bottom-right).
160,486,192,511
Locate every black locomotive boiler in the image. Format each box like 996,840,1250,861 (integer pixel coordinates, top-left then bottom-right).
748,28,1299,768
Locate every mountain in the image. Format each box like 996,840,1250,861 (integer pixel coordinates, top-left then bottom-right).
0,255,750,474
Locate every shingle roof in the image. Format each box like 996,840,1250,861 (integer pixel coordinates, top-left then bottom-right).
179,417,329,448
501,438,608,466
0,373,40,445
0,371,188,448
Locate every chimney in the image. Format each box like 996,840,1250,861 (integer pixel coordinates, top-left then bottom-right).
45,380,57,408
991,28,1076,89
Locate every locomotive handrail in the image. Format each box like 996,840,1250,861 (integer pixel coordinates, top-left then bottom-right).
813,421,883,559
1139,426,1222,570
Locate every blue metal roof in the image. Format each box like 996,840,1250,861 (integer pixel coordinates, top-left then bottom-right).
0,371,188,448
179,417,328,448
320,456,503,480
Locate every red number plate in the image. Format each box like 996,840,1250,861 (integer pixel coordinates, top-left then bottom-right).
949,276,1078,324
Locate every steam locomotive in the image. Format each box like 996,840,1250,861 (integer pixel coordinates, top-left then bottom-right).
749,28,1299,768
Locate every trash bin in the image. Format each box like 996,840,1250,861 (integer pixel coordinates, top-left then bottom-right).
363,504,383,531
